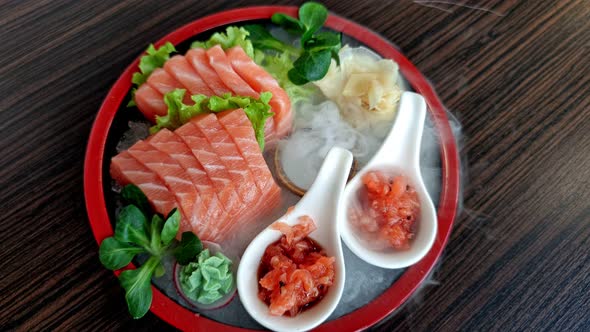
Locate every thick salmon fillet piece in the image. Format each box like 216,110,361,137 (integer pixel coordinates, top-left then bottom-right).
149,129,228,241
226,46,293,138
126,140,197,236
164,55,215,96
206,45,259,98
134,84,167,122
190,114,261,205
217,109,277,193
186,48,231,95
218,109,282,234
175,119,242,225
147,68,193,105
110,151,177,219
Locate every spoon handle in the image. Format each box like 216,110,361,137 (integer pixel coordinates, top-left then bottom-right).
296,147,353,220
376,92,427,169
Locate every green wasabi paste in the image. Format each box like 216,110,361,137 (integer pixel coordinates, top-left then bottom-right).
179,249,234,304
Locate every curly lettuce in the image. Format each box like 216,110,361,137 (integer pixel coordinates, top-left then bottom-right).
151,89,273,150
191,26,254,58
127,42,176,107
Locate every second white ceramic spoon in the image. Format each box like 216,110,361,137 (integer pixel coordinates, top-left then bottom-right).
237,147,353,332
339,92,438,269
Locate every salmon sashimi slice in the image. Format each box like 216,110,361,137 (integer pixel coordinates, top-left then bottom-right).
126,140,198,237
186,48,231,96
134,84,167,122
216,109,281,220
149,129,228,241
190,114,261,205
206,45,259,98
264,117,277,148
175,120,243,221
191,113,279,237
226,46,293,138
110,151,177,219
217,109,278,194
147,68,193,105
225,181,282,238
164,55,215,96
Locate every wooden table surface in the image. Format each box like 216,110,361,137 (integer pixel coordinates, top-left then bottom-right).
1,0,589,331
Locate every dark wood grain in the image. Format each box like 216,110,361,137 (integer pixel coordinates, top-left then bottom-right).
1,0,589,331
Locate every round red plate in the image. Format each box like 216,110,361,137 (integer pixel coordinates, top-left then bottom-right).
84,6,460,331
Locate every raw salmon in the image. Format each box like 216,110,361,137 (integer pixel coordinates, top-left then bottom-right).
186,48,231,95
206,45,259,98
147,68,193,105
264,117,277,148
218,109,281,222
126,140,197,236
110,151,177,219
112,113,282,241
174,118,243,222
218,109,277,193
190,114,260,205
164,55,214,96
226,46,293,138
149,129,228,241
134,84,167,122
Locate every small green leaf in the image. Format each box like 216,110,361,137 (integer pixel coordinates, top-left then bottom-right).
299,2,328,43
121,185,150,216
259,52,317,103
288,68,310,85
303,32,341,52
331,48,341,66
115,205,150,248
99,237,145,270
271,13,306,35
174,232,203,265
244,24,289,52
292,49,332,82
149,214,164,252
127,88,137,108
154,262,166,278
161,208,180,246
118,256,159,319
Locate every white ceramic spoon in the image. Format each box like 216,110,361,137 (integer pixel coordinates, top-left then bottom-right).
339,92,437,269
237,147,353,332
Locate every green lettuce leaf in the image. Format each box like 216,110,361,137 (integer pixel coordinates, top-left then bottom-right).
242,92,274,150
128,42,176,107
151,89,273,150
260,52,317,105
132,42,176,86
118,255,160,319
191,26,254,58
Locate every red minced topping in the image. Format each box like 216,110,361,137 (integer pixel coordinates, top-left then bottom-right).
258,216,335,317
349,171,420,250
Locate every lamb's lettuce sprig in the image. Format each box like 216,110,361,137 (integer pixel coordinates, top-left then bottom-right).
99,185,203,319
245,2,341,86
